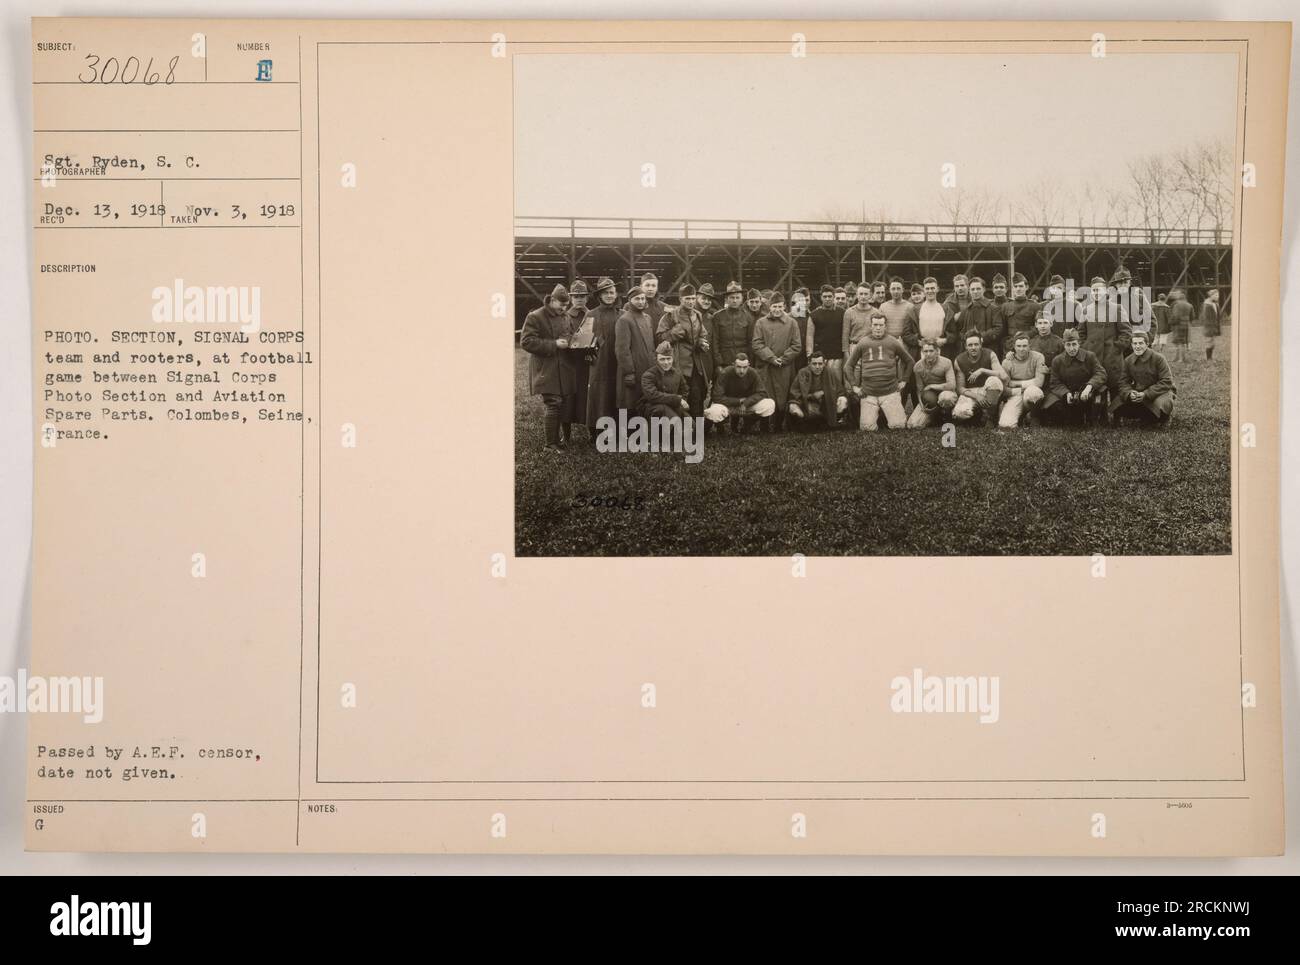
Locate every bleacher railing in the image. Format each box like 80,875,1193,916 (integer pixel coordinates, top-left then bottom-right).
516,216,1231,247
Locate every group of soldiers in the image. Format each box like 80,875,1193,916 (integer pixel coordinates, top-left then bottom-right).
520,268,1222,451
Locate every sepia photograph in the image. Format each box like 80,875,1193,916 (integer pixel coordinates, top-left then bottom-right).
513,50,1237,557
11,8,1292,881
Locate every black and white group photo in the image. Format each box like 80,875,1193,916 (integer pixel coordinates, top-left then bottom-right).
512,51,1237,558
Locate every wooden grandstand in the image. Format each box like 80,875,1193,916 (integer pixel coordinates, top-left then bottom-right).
514,216,1232,331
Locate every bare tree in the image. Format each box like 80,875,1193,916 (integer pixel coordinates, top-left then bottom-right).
813,204,910,242
1102,182,1137,238
864,203,906,241
1170,139,1233,235
1126,154,1176,237
801,139,1233,240
1110,139,1233,240
931,185,1006,241
1012,176,1068,240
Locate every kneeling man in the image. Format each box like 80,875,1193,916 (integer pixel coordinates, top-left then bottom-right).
952,332,1007,424
708,352,775,432
639,341,693,420
789,351,849,430
1109,331,1176,426
906,338,957,428
998,333,1047,428
1041,327,1107,426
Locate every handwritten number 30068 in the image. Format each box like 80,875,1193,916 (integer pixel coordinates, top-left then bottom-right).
78,55,179,85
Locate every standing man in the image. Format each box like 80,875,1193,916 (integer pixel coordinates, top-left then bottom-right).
1040,274,1072,336
952,332,1007,425
1168,287,1193,362
832,283,852,410
752,291,803,432
585,277,623,436
1078,275,1132,410
1001,272,1040,352
745,287,766,322
710,281,756,382
1110,331,1176,426
1200,288,1222,361
882,276,919,358
1113,267,1153,350
656,284,711,418
788,287,811,371
989,273,1010,317
841,282,877,416
845,310,914,431
841,284,877,355
614,287,658,413
871,280,888,309
906,338,957,429
636,272,667,327
1040,328,1107,426
911,276,953,358
568,279,590,315
961,276,1004,355
942,273,972,336
882,276,920,408
565,279,594,440
909,282,925,306
695,282,721,321
808,284,847,382
998,333,1047,428
568,279,590,317
520,283,578,453
789,351,849,430
790,287,811,320
1028,314,1065,377
1152,293,1172,350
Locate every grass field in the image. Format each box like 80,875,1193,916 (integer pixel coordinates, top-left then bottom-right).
515,329,1232,557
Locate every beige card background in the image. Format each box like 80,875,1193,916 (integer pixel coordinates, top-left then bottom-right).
23,18,1287,855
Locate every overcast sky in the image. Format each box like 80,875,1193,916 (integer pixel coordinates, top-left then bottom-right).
515,51,1239,225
